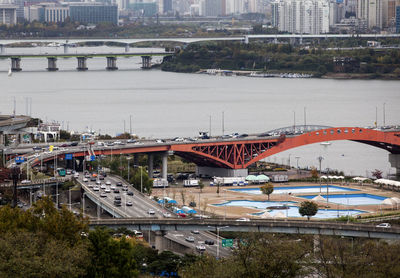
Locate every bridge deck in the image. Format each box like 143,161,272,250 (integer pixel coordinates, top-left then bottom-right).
90,218,400,239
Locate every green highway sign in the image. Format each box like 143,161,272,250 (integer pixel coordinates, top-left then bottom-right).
221,239,233,247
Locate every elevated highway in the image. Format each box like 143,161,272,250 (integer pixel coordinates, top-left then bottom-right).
78,174,231,257
18,125,400,177
90,218,400,240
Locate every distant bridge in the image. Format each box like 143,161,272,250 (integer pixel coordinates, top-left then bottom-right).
89,218,400,240
1,33,400,46
1,52,173,71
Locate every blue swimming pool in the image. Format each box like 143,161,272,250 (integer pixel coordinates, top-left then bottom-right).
229,185,359,195
301,193,387,205
213,200,297,210
212,200,366,219
252,207,366,219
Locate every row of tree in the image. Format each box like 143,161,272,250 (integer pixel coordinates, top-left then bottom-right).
161,41,400,77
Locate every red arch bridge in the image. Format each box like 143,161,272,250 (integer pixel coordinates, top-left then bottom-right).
29,125,400,178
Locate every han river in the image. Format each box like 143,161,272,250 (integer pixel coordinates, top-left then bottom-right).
0,46,399,177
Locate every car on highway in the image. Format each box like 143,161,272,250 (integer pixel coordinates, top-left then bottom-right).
134,141,144,145
148,209,155,215
100,184,106,190
122,186,128,191
100,192,107,198
163,212,171,218
127,139,137,143
21,180,32,184
155,139,165,143
116,182,123,187
70,142,79,146
236,217,250,222
185,236,195,242
114,200,121,206
173,137,184,142
106,181,111,185
74,173,79,178
105,188,111,193
113,140,122,145
376,223,391,228
126,201,133,206
32,146,42,151
93,186,100,191
196,245,206,252
177,213,187,218
114,196,121,201
110,185,116,190
99,175,104,180
83,178,88,182
127,191,134,196
191,230,200,234
113,189,120,194
90,177,96,182
205,240,214,245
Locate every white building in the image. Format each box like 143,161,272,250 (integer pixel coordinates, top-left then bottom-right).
272,0,330,34
0,4,17,25
357,0,383,29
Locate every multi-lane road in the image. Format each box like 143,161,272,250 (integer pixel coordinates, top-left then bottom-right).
77,173,231,257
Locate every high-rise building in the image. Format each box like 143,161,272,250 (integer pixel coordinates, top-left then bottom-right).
163,0,173,13
69,3,118,25
0,4,17,25
272,0,330,34
204,0,223,16
357,0,383,29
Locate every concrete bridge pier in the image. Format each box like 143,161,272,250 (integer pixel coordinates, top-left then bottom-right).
125,44,130,53
64,44,69,54
11,57,22,72
0,45,4,54
141,56,151,69
244,35,249,44
0,133,4,145
47,57,58,71
299,36,303,45
154,230,167,251
389,154,400,178
196,166,248,178
106,57,118,70
162,152,168,180
274,36,278,44
148,153,154,179
77,57,88,71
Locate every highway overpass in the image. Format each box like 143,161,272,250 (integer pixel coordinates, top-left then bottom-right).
90,218,400,240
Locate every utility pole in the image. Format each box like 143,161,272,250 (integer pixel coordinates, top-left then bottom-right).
383,103,386,127
293,111,296,133
304,107,306,128
222,111,224,136
130,115,132,135
209,115,212,137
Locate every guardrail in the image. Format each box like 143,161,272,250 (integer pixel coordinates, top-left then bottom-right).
0,177,71,188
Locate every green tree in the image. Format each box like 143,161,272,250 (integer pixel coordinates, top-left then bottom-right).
198,180,205,193
85,227,139,278
299,201,318,220
260,183,274,200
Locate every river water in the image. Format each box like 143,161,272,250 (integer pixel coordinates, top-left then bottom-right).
0,46,399,177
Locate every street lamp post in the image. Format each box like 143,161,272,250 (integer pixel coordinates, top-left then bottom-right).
217,226,229,259
317,156,324,193
140,166,143,194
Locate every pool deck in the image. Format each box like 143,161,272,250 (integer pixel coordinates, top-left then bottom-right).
152,181,400,219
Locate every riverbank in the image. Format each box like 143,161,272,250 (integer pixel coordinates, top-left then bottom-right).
322,72,400,80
